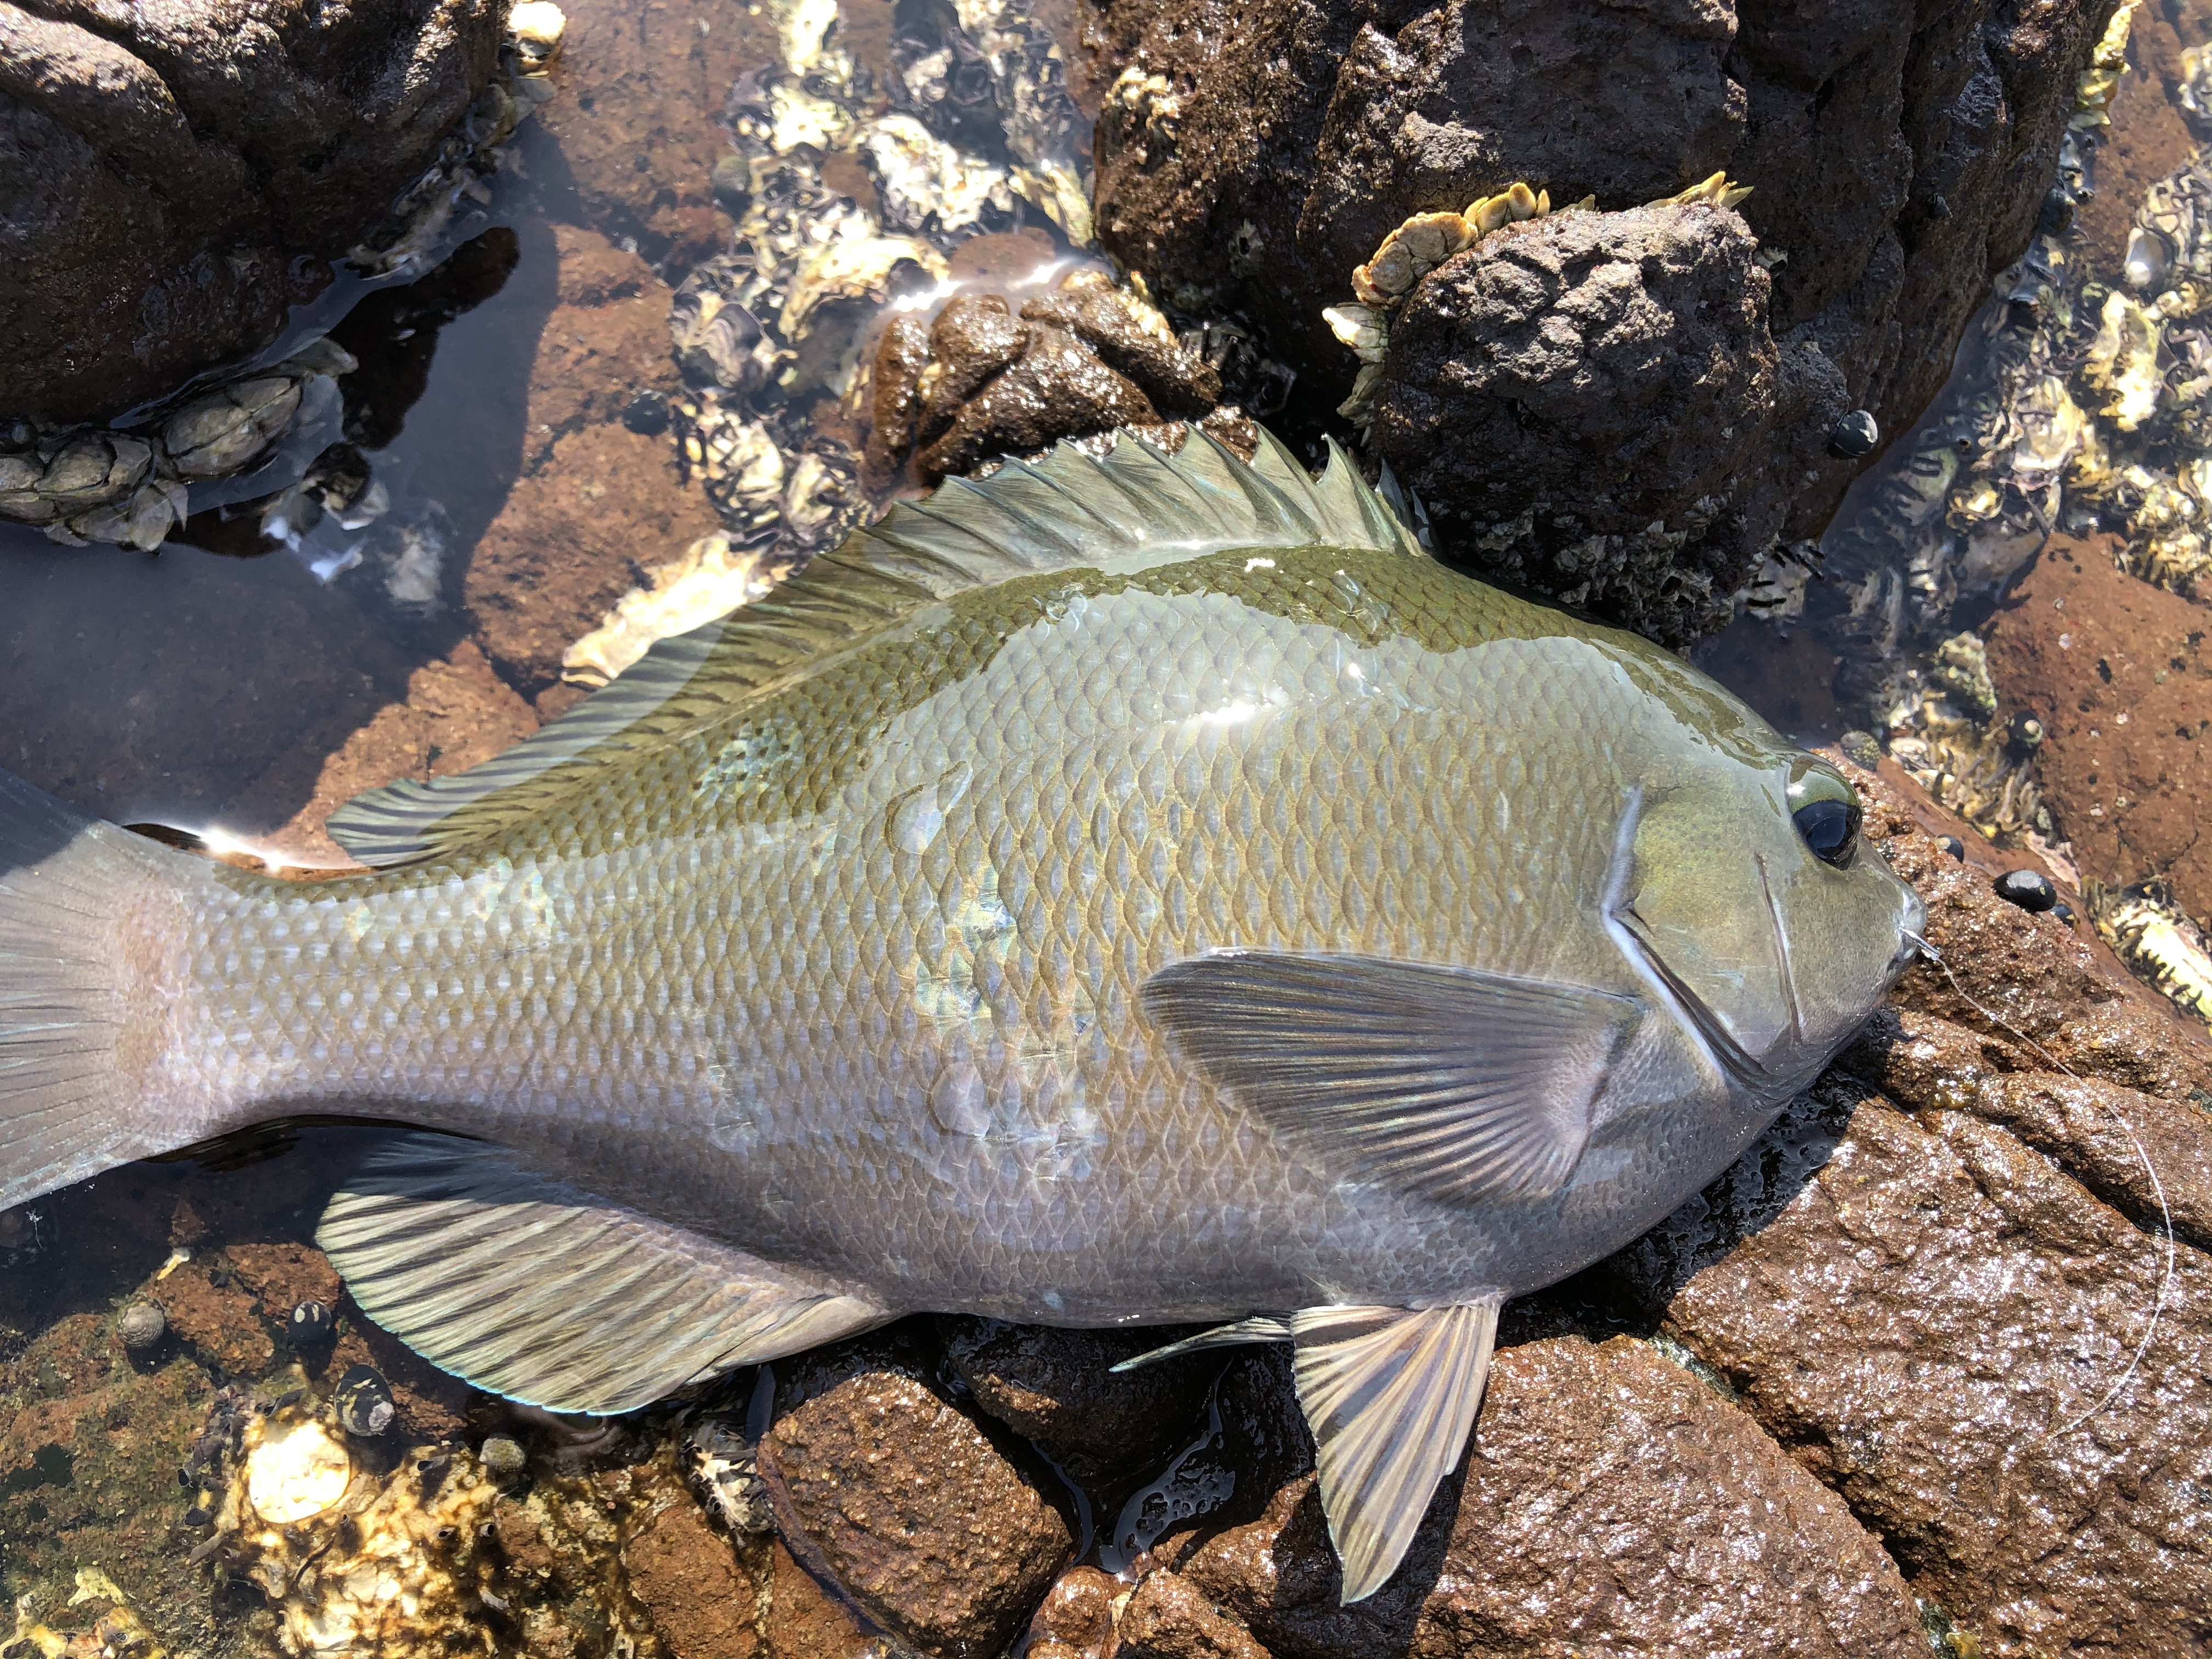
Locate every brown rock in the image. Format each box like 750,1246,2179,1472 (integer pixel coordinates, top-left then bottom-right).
940,1317,1219,1488
1018,276,1222,417
763,1537,881,1659
465,421,727,694
923,295,1032,428
524,226,684,471
1,0,504,422
528,0,776,272
917,324,1160,484
624,1493,762,1659
156,1261,273,1377
1841,1005,2212,1251
1607,1079,2212,1659
1370,199,1813,646
2074,1,2200,283
863,316,933,482
222,1240,343,1318
267,640,540,866
1021,1564,1122,1659
759,1368,1074,1659
1982,535,2212,923
1156,1334,1925,1659
1116,1569,1269,1659
1854,760,2212,1102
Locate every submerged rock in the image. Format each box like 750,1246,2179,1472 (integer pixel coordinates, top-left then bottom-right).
0,0,508,425
1984,533,2212,927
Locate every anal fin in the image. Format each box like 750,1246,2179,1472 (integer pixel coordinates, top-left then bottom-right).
1292,1301,1501,1604
316,1135,890,1414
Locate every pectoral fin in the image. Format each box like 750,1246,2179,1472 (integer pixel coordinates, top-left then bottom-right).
316,1135,889,1414
1291,1301,1501,1603
1142,951,1640,1205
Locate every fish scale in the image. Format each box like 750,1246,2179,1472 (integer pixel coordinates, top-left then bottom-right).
0,432,1920,1601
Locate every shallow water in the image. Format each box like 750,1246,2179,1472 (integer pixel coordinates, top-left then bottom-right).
2,0,2208,1650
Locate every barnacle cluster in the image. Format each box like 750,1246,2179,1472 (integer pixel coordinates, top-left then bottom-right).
663,0,1092,563
2089,877,2212,1033
1878,635,2056,848
1323,173,1741,427
0,13,557,553
0,339,356,551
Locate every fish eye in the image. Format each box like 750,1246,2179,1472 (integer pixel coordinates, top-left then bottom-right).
1785,760,1861,870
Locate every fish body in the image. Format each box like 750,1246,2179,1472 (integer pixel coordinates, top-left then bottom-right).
0,434,1922,1599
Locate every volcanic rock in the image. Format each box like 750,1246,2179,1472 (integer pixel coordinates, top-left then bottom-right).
940,1317,1220,1488
1091,0,2122,644
758,1367,1074,1659
0,0,506,424
1983,534,2212,924
1370,198,1828,644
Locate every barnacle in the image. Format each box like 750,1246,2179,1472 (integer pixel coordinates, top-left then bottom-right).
2090,878,2212,1034
1881,641,2051,848
1666,171,1754,210
2081,289,2164,431
2070,0,2137,130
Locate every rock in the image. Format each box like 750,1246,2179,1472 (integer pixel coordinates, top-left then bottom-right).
266,640,541,867
940,1317,1219,1488
1116,1569,1271,1659
156,1260,274,1377
464,421,727,695
1020,1564,1122,1659
762,1536,879,1659
1369,199,1814,645
0,0,506,424
1605,1076,2212,1659
1983,534,2212,923
526,0,775,272
1841,1005,2212,1251
1855,761,2212,1102
522,225,686,472
1090,0,2120,643
758,1367,1074,1659
864,272,1235,486
623,1493,762,1659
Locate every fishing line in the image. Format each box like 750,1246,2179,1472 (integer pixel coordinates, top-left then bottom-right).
1901,927,2175,1439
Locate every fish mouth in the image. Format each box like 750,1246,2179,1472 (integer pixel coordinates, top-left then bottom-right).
1886,888,1931,982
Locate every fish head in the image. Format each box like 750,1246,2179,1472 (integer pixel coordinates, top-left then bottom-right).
1615,747,1925,1085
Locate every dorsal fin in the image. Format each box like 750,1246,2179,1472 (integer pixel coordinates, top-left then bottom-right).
327,429,1423,868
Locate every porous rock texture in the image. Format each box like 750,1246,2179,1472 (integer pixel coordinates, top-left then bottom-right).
1983,532,2212,924
0,0,507,425
1090,0,2122,644
1370,199,1827,645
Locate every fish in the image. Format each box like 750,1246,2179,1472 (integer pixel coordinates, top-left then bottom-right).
0,432,1925,1601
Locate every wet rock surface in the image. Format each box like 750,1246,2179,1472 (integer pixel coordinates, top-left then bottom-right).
864,272,1240,486
940,1317,1217,1489
1,0,507,424
759,1364,1075,1659
1985,532,2212,923
1090,0,2120,641
1370,198,1821,644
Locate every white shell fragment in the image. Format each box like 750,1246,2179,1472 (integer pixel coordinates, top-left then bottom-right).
562,533,786,687
244,1417,353,1525
510,1,566,72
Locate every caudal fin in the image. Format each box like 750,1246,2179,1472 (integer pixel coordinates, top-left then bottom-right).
0,769,212,1212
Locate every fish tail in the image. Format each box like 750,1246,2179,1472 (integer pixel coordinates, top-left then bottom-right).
0,768,219,1212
